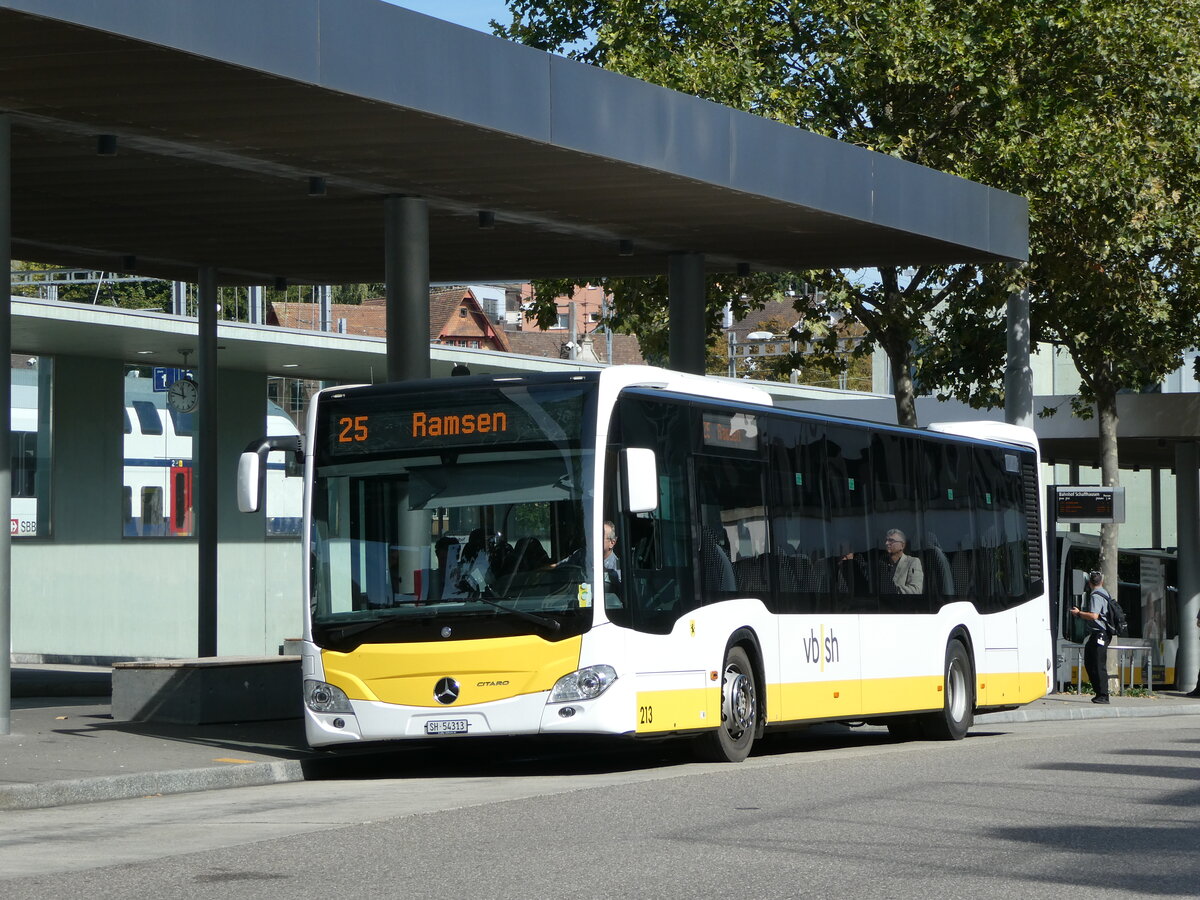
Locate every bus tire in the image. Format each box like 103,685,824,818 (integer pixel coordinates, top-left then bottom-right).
695,645,757,762
921,639,974,741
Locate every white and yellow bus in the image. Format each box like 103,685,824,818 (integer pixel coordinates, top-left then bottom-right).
240,366,1051,760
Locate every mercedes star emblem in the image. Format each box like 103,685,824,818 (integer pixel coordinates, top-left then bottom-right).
434,677,460,705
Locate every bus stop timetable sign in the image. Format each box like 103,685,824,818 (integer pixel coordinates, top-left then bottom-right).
1054,486,1125,524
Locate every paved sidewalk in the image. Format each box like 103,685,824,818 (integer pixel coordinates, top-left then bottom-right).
3,664,1199,810
1,665,316,811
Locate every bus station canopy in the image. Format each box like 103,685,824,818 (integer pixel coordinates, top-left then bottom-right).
1,0,1027,288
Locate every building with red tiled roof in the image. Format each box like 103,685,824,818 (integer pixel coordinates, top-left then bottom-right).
505,329,645,366
268,287,510,352
267,283,645,364
505,283,645,365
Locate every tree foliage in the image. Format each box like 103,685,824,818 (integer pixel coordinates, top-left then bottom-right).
525,272,786,368
498,0,1200,430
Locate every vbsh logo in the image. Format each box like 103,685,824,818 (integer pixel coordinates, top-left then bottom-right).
802,627,840,671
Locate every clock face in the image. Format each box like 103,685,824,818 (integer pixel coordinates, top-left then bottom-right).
167,377,199,413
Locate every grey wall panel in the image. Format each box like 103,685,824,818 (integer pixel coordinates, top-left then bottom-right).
871,159,991,255
989,193,1031,263
1,0,323,82
317,2,554,140
728,113,875,224
548,55,732,188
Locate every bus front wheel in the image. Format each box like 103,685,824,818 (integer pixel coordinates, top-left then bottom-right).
695,645,757,762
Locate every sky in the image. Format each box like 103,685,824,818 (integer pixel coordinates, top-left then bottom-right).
388,1,513,34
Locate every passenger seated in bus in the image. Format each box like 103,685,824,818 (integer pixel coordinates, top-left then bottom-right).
443,527,491,597
880,528,924,595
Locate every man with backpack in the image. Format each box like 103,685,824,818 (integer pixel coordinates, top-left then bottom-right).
1070,570,1113,704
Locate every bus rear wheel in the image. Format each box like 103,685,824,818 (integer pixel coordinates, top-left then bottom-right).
695,645,757,762
921,639,974,741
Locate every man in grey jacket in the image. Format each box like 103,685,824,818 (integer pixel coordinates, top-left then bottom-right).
881,529,924,595
1070,570,1112,704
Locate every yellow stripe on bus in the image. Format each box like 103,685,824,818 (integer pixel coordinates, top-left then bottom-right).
323,635,583,708
635,688,718,733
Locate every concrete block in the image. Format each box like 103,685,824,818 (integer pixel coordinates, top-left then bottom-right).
112,656,302,724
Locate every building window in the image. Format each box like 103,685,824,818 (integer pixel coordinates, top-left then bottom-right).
124,368,192,537
11,358,53,538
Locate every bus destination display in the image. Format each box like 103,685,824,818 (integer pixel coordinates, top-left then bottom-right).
319,385,588,461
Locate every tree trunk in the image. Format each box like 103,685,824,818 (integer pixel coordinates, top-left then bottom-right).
889,346,919,427
1096,380,1120,592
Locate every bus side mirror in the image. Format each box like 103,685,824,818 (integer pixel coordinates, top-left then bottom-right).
237,435,304,514
622,447,658,514
237,451,262,513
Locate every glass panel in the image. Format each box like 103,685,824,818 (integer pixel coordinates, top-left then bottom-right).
825,425,876,611
766,419,830,613
973,447,1029,610
608,394,696,635
265,399,303,537
309,381,596,647
695,453,768,597
124,369,191,537
132,400,163,435
11,358,52,538
919,440,976,604
871,432,926,611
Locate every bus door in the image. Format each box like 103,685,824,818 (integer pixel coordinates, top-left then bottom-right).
168,461,193,535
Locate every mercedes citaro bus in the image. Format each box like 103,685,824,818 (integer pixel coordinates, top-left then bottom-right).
238,366,1051,761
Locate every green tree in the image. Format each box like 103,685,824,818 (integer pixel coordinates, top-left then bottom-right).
500,0,1200,580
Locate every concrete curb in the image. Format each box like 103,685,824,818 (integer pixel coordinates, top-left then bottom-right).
0,760,309,811
978,703,1200,724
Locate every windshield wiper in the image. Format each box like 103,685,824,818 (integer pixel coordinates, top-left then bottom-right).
318,611,428,648
456,587,561,633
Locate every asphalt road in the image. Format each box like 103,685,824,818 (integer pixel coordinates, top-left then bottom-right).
2,717,1197,899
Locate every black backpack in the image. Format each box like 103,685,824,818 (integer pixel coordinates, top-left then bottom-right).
1095,590,1129,638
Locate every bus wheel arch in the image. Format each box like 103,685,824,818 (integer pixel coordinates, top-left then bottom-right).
695,629,762,762
924,633,976,741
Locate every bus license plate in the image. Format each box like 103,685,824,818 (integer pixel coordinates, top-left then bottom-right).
425,719,468,735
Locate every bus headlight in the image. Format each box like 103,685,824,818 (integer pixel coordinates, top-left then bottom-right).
550,665,618,703
305,679,353,713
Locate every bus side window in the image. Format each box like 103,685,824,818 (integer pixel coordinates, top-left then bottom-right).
921,441,975,606
694,452,766,598
610,394,696,635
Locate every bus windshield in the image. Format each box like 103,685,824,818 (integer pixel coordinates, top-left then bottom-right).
309,379,597,648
